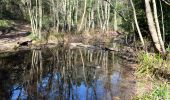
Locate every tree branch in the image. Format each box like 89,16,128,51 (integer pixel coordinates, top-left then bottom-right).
103,0,128,22
161,0,170,6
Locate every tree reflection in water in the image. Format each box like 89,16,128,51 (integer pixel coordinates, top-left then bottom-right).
0,46,122,100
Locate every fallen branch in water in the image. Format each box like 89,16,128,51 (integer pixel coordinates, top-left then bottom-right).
69,43,118,51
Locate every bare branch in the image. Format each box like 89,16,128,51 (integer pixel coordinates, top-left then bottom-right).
103,0,128,22
161,0,170,6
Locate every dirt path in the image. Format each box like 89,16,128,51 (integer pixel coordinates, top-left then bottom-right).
0,21,31,52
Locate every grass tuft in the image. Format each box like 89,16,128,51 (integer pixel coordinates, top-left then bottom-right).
136,52,164,78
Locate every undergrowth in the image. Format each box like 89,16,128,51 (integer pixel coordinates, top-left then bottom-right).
135,83,169,100
135,51,170,100
0,19,13,27
136,52,164,78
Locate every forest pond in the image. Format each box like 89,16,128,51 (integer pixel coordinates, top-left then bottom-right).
0,46,135,100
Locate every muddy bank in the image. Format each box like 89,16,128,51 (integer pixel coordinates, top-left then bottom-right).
0,21,31,52
0,28,123,52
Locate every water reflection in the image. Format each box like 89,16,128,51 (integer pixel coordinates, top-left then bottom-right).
0,46,123,100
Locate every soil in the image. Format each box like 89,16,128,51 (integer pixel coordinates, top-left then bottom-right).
0,21,31,52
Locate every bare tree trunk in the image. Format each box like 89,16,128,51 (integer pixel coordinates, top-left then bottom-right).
91,8,95,29
130,0,145,46
97,0,103,29
87,0,93,31
56,0,59,33
106,0,110,31
78,0,87,32
38,0,42,39
114,0,118,31
75,0,78,26
145,0,166,53
51,0,56,28
68,0,72,31
152,0,166,53
159,0,165,42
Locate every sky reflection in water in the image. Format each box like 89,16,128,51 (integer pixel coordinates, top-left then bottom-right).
0,47,122,100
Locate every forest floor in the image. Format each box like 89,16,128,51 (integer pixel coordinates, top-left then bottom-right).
0,20,123,53
0,21,32,52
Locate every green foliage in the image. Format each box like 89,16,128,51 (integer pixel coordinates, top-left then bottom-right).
137,52,164,77
166,46,170,52
135,83,169,100
136,51,170,100
0,20,13,27
27,32,39,40
42,15,53,30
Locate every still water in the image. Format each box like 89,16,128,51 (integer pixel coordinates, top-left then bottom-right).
0,46,134,100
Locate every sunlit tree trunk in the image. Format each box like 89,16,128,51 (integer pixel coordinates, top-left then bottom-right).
114,0,118,31
51,0,60,32
130,0,145,46
78,0,87,32
101,1,105,31
87,0,93,31
91,6,95,29
145,0,166,53
152,0,166,53
38,0,42,39
24,0,42,39
68,0,72,31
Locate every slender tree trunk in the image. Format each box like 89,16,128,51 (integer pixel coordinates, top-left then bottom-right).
97,0,102,29
91,7,95,29
51,0,56,29
101,2,105,30
64,0,67,32
75,0,78,26
152,0,166,53
114,0,118,31
38,0,42,39
68,0,72,31
130,0,145,46
56,0,59,33
106,0,110,31
159,0,165,42
78,0,87,32
103,1,107,31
